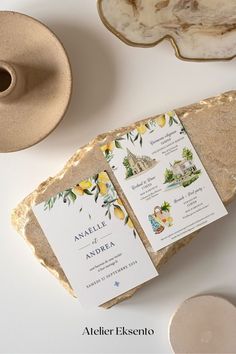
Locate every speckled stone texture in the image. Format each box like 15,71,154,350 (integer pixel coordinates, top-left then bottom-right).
0,11,72,152
98,0,236,60
12,91,236,308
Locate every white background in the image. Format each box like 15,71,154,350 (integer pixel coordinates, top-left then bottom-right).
1,1,236,353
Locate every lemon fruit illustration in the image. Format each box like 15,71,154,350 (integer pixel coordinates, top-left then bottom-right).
114,206,125,220
79,180,92,190
98,171,109,183
72,180,92,196
136,124,147,134
156,115,166,127
127,217,134,228
101,142,114,153
98,182,107,196
117,198,123,206
72,185,84,195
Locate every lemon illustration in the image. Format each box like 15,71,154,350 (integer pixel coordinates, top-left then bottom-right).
72,185,84,195
79,180,92,190
127,217,134,228
156,115,166,127
98,171,109,183
101,142,114,152
136,124,147,134
114,206,125,220
168,111,175,117
98,182,107,196
116,198,123,206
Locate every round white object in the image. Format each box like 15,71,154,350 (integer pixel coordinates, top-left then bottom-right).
169,295,236,353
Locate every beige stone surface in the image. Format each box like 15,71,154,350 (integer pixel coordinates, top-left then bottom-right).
11,91,236,308
98,0,236,60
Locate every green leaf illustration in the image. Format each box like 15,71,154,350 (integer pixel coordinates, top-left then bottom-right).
69,191,77,202
115,140,122,149
139,136,143,147
83,189,93,195
124,215,129,225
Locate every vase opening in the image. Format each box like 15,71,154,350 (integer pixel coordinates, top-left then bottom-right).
0,67,12,92
0,61,17,99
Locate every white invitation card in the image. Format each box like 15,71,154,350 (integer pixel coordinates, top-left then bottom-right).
102,112,227,252
33,171,158,307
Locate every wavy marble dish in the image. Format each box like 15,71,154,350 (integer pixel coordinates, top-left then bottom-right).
12,91,236,308
98,0,236,61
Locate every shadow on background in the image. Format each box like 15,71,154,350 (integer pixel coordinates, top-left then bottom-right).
38,22,117,150
117,200,236,311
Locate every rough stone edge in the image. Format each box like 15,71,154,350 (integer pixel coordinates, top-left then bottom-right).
11,90,236,308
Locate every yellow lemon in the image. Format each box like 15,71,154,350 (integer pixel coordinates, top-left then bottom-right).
101,144,108,152
72,185,84,195
116,198,123,206
98,182,107,196
168,111,175,117
100,142,114,152
136,124,147,135
127,217,134,228
79,180,92,190
114,206,125,220
156,115,166,127
98,171,110,183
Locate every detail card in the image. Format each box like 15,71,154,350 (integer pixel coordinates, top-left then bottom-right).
102,112,227,252
33,171,158,307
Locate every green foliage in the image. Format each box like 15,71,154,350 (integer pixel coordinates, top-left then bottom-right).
161,201,171,212
182,147,193,160
164,168,174,183
123,157,133,179
169,115,178,126
115,140,122,149
182,175,199,187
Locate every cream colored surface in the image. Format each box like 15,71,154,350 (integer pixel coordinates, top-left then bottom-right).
98,0,236,60
12,91,236,308
0,11,72,152
169,295,236,353
2,1,236,353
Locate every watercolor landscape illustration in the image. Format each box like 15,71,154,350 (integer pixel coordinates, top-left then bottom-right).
123,148,157,179
102,111,180,167
164,148,201,190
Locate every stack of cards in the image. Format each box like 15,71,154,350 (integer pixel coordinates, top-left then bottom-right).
33,112,227,306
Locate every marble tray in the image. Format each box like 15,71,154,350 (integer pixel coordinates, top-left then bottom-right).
97,0,236,61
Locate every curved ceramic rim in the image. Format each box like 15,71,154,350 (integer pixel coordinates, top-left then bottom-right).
97,0,236,62
0,11,72,153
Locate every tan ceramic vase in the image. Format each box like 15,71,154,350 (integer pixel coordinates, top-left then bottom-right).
0,12,72,152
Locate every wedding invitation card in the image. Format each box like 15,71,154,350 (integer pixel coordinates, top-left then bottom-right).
102,112,227,252
33,171,158,307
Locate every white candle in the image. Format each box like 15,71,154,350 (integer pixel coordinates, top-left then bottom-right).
169,295,236,353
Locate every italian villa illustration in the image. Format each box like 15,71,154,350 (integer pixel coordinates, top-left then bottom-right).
123,148,157,179
164,148,201,188
171,159,197,176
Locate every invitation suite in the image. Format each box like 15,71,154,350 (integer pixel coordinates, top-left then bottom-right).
102,112,227,252
33,171,158,306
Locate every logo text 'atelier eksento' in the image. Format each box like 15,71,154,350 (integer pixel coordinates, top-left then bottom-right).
82,326,155,336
